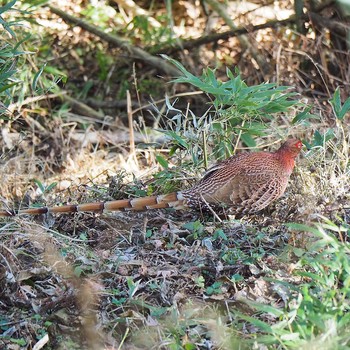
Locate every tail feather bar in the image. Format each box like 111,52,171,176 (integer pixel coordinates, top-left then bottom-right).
0,192,186,217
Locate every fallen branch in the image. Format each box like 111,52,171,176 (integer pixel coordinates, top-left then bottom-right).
48,5,180,77
62,94,105,120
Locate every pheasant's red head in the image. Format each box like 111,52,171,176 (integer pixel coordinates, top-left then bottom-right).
285,138,302,150
278,138,303,159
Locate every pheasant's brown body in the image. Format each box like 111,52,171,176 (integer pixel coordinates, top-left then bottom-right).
0,139,302,217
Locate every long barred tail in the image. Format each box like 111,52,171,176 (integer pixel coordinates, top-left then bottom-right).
0,192,187,217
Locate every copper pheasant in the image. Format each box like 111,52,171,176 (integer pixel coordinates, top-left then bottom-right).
0,138,302,217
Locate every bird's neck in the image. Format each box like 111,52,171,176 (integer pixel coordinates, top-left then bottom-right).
276,149,296,174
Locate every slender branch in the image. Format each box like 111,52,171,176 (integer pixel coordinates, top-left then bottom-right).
156,2,334,55
158,15,297,54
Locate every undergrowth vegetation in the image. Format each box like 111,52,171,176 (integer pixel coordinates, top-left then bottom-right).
158,55,301,164
0,1,349,350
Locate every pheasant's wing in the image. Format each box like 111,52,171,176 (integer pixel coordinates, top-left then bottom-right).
202,171,287,213
200,153,252,182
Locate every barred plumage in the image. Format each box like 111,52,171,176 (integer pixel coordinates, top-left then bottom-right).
0,138,302,217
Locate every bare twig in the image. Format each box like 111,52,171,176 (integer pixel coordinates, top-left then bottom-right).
126,90,135,156
284,48,331,97
132,63,143,120
7,92,66,113
199,194,223,222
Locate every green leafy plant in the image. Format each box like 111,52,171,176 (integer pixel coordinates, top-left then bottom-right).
212,228,228,242
158,55,302,170
0,0,62,118
183,220,205,240
194,275,205,288
205,281,223,296
329,87,350,120
110,288,127,306
126,276,141,298
33,179,57,195
292,105,320,124
0,0,28,114
164,55,298,113
229,219,350,348
303,129,335,149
